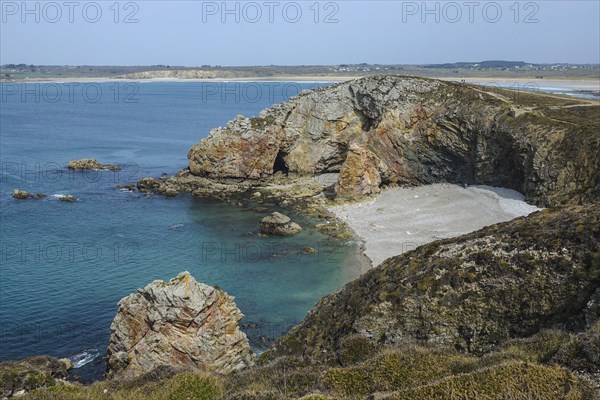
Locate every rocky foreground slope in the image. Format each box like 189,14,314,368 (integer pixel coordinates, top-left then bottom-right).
186,75,599,206
266,203,599,360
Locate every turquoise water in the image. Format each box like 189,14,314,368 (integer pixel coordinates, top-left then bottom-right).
0,81,359,381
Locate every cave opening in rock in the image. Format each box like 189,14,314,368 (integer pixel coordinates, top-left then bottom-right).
273,151,289,175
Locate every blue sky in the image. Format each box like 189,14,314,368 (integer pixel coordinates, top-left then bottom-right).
1,1,599,65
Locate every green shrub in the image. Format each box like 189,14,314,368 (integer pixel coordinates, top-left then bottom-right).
498,329,572,363
322,346,477,398
337,335,381,366
167,372,223,400
553,322,600,372
386,361,595,400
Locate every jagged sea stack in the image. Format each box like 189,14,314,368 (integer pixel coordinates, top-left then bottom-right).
106,272,255,379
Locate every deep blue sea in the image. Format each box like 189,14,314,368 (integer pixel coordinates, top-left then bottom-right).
0,81,362,381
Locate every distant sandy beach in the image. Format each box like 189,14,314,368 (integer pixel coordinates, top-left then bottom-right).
329,184,541,267
2,76,358,84
6,76,599,91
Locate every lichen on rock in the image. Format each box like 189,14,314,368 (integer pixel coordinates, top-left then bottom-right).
106,271,255,380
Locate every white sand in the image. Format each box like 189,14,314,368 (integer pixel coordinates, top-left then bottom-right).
329,184,541,267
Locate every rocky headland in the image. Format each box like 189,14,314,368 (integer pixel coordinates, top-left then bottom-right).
182,75,599,206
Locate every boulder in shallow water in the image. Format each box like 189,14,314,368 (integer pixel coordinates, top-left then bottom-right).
136,177,164,193
106,271,255,380
58,195,77,202
260,212,302,236
67,158,120,171
12,189,46,200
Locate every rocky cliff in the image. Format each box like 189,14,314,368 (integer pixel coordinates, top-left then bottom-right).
106,272,255,380
265,203,600,361
187,75,600,206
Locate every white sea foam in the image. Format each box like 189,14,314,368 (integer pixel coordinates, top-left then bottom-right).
69,349,100,369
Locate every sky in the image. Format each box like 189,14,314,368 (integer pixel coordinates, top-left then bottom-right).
1,0,599,65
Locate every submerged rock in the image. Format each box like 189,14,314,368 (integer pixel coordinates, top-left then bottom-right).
67,158,120,171
11,189,46,200
0,356,72,398
136,177,164,193
260,212,302,236
106,271,255,380
58,195,77,202
117,183,136,192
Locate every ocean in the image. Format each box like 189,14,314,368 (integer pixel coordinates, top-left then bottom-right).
0,81,361,381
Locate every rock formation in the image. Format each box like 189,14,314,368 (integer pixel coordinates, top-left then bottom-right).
266,203,600,360
67,158,120,171
58,195,77,202
106,272,255,380
259,212,302,236
187,75,599,207
0,356,72,398
11,189,46,200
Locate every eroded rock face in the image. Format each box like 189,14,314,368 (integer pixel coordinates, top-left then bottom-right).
260,212,302,236
266,203,600,360
106,272,255,380
187,75,600,207
67,158,120,171
335,144,386,199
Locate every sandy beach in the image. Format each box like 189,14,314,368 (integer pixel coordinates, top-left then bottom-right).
329,184,541,267
6,76,599,91
1,76,358,84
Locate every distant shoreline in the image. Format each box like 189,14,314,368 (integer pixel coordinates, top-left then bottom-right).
2,75,599,90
